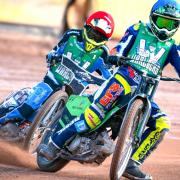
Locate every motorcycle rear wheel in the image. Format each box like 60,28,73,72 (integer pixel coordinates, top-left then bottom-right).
110,99,144,180
23,90,68,154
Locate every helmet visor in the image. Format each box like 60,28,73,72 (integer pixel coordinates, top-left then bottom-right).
85,25,108,44
155,16,179,31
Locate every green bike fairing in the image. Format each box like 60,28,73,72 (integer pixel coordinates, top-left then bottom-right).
58,95,91,128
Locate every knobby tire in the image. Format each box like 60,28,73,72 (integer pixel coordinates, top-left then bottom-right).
110,99,144,180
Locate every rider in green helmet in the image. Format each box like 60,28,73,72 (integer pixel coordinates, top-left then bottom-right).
38,1,179,179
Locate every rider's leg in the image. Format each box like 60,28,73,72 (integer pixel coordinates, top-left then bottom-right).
123,102,170,180
0,82,53,124
38,116,90,160
38,71,132,160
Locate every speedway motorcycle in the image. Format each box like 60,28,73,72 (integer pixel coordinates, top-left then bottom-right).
36,57,180,180
23,56,105,152
0,56,104,144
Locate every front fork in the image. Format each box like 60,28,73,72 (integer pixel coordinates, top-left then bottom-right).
126,94,152,147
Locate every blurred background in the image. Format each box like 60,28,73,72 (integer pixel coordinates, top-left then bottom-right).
0,2,180,180
0,0,179,40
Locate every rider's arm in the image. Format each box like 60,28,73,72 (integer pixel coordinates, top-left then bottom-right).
97,45,112,79
105,23,139,66
46,30,70,60
46,29,82,62
89,46,112,79
164,44,180,78
96,57,112,79
111,23,138,57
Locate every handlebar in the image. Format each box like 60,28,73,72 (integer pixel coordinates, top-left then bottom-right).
117,56,180,83
118,56,160,68
160,76,180,83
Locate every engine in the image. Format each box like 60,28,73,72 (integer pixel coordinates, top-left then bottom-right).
66,130,115,165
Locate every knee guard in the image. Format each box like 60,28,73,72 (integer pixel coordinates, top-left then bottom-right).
84,105,103,130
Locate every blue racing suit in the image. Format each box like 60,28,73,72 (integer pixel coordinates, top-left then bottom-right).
50,22,180,164
0,29,111,124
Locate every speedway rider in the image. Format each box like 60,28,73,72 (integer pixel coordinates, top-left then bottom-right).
0,11,114,130
38,0,180,179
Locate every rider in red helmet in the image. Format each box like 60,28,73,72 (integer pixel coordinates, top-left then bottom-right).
36,10,115,157
0,11,114,134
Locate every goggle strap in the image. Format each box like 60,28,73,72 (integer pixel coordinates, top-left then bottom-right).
153,12,180,21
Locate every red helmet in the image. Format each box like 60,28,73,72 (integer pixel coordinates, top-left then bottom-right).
83,11,115,51
85,11,115,38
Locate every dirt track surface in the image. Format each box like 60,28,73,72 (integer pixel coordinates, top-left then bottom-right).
0,29,180,180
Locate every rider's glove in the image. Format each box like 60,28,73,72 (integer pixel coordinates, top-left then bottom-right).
46,51,62,68
108,55,126,66
117,56,128,66
108,55,119,66
108,55,129,66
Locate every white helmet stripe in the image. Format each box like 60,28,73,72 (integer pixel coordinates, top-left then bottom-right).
91,18,112,34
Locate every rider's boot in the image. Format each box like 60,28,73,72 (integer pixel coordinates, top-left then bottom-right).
0,106,10,118
123,159,152,180
37,140,60,161
123,117,169,180
0,81,54,125
37,116,90,161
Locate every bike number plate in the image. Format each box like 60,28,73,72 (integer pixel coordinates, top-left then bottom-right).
55,64,74,82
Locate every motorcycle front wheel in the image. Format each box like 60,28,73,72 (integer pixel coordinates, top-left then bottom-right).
110,99,144,180
23,90,68,154
36,102,69,172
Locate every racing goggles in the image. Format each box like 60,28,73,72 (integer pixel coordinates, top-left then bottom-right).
153,14,179,31
84,26,108,46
